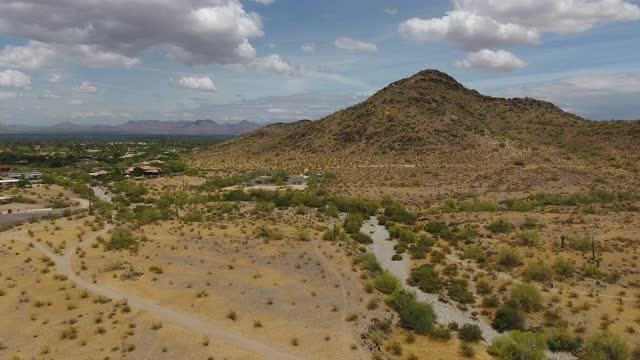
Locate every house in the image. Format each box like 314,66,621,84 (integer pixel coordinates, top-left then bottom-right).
0,179,19,188
89,169,109,178
8,171,43,180
0,165,16,174
286,175,308,185
124,165,161,176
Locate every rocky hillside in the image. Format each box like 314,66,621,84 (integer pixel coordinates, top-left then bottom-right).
191,70,639,171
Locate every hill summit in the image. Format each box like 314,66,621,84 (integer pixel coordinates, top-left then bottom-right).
191,69,639,174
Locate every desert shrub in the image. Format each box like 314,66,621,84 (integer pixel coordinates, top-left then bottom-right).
374,271,400,295
489,331,546,360
447,279,475,304
430,326,452,341
524,262,553,282
389,225,418,243
492,305,524,332
486,219,515,234
582,264,605,280
584,330,630,360
545,327,581,352
496,247,522,268
398,300,436,335
384,204,417,224
462,245,485,262
386,289,416,312
514,231,542,247
552,257,576,279
408,264,442,293
425,221,449,236
408,235,433,259
351,232,373,244
106,227,137,251
223,189,252,202
458,324,483,343
357,253,382,275
344,213,365,234
569,236,592,252
510,283,543,312
476,280,493,295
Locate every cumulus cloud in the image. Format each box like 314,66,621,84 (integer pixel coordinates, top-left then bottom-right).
0,41,55,70
176,76,217,92
399,0,640,51
73,81,98,94
48,74,63,83
500,72,640,119
334,37,378,53
250,54,298,76
0,69,31,89
399,12,539,51
454,49,526,71
453,0,640,33
384,8,398,15
301,43,316,53
0,0,264,66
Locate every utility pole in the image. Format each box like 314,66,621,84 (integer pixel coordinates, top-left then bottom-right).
591,235,596,262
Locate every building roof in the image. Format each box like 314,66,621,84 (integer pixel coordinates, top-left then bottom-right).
0,179,19,183
0,165,16,169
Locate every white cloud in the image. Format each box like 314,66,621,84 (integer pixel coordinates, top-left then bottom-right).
267,108,288,114
454,49,527,72
399,11,539,51
0,0,264,66
334,37,378,53
73,81,98,94
0,69,31,89
384,8,398,15
0,41,55,70
500,72,640,119
250,54,298,76
301,43,316,53
254,0,275,5
71,111,133,119
40,91,61,99
0,91,17,102
48,74,63,83
453,0,640,33
399,0,640,52
176,76,217,92
68,99,86,105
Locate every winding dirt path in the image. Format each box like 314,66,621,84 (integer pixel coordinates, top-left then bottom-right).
1,228,302,360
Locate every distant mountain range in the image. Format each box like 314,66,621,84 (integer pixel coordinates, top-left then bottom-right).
0,119,264,136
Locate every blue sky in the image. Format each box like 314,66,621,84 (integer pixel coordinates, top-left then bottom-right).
0,0,639,125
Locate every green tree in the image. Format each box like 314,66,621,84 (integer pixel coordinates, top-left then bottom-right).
398,300,436,335
374,271,400,295
510,283,543,312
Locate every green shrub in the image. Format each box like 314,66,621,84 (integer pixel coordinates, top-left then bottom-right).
374,271,400,295
492,305,524,332
524,262,553,282
425,221,448,236
357,253,381,275
510,283,543,313
399,300,436,335
384,204,417,224
513,231,542,247
106,227,137,251
496,248,522,268
545,327,581,352
386,289,416,312
462,245,485,262
486,219,515,234
569,236,592,252
344,213,365,234
489,331,546,360
584,330,630,360
408,264,442,293
447,279,475,304
552,257,576,279
351,232,373,244
458,324,483,343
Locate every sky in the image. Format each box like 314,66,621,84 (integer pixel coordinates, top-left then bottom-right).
0,0,639,126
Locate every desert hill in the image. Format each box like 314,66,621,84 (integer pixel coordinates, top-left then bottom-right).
189,70,639,199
